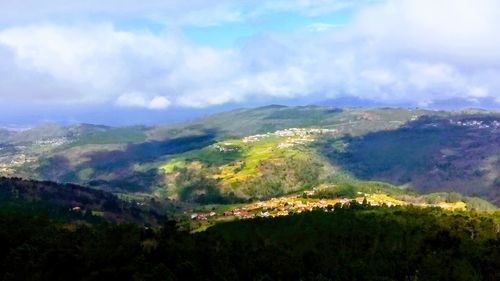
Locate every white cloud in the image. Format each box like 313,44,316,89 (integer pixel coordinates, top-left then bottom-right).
306,23,341,32
1,0,500,111
0,23,315,108
149,96,171,109
341,0,500,104
467,87,489,98
116,93,171,110
0,23,237,106
351,0,500,63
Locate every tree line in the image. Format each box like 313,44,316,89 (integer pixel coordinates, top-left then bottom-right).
0,203,498,281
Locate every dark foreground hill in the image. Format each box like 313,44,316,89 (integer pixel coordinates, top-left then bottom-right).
0,204,498,281
0,177,162,225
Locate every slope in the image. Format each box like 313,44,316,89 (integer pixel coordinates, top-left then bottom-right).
0,177,162,224
323,114,500,204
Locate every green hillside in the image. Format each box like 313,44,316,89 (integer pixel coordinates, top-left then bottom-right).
323,115,500,204
0,105,498,207
149,105,437,139
157,128,331,202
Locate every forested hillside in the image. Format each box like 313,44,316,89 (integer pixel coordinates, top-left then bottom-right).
0,177,163,224
0,106,499,280
0,204,498,280
0,106,498,206
324,115,500,204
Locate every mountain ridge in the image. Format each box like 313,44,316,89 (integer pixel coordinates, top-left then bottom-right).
0,105,498,206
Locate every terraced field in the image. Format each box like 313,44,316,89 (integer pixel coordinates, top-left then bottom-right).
1,106,498,207
159,128,335,201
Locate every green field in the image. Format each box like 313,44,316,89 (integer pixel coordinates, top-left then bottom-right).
1,105,499,207
157,130,332,201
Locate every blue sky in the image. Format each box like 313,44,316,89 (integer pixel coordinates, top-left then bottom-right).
0,0,499,125
183,10,354,48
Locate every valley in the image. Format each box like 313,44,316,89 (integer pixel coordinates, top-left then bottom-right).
1,106,499,219
0,105,499,280
3,2,500,279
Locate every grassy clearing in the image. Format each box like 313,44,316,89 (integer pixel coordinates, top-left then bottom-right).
77,168,94,180
159,139,243,171
161,158,188,173
160,136,311,186
157,134,320,201
217,137,308,184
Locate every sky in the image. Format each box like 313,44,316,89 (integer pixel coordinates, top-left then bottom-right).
1,0,500,126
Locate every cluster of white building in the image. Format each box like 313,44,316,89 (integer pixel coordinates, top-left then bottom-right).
242,128,336,145
0,154,35,168
213,143,239,152
34,137,70,146
450,119,500,130
191,211,217,220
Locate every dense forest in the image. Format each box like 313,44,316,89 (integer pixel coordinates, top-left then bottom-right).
0,177,164,225
1,203,498,281
325,115,500,204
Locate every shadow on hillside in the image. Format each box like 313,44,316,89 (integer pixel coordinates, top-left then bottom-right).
321,115,500,201
38,130,218,191
84,130,217,167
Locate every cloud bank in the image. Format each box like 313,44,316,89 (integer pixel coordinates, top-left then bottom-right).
0,0,499,111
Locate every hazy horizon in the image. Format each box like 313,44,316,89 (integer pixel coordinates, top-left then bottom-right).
2,101,500,129
1,0,500,125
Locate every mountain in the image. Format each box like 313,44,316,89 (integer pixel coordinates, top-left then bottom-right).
0,105,498,206
149,105,438,139
0,177,162,224
5,123,146,144
324,114,500,204
1,106,499,281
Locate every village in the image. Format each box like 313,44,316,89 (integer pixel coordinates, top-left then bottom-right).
241,127,337,149
188,185,469,222
210,127,338,154
189,190,401,221
242,128,336,143
0,154,36,175
450,119,500,130
34,137,70,147
213,142,239,152
0,137,72,177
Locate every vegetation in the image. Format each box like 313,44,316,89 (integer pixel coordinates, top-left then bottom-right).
159,134,329,201
0,106,499,280
1,106,498,207
0,204,498,280
70,126,148,145
173,167,232,204
150,106,434,139
323,115,500,204
0,177,163,225
35,133,217,192
312,175,410,199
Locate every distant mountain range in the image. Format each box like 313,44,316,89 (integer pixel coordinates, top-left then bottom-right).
0,105,498,206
